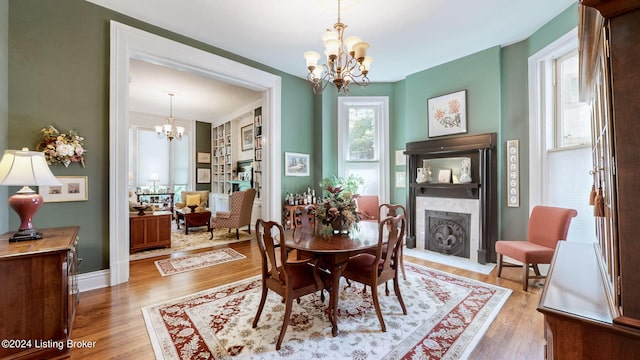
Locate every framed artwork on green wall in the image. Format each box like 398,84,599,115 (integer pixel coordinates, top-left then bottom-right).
427,90,467,138
284,152,309,176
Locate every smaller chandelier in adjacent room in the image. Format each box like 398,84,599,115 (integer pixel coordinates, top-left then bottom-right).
303,0,372,95
155,93,184,141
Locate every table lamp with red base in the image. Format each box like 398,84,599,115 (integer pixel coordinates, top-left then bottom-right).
0,148,61,242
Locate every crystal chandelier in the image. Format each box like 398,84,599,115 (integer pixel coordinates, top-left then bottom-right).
155,93,184,141
303,0,372,95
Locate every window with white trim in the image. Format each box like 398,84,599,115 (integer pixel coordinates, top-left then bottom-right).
337,97,389,200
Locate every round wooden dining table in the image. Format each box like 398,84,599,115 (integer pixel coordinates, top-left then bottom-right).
284,220,381,336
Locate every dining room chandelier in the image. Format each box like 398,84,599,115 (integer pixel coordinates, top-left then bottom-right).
303,0,372,95
155,93,184,141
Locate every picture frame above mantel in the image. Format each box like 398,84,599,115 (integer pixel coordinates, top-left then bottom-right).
427,90,467,138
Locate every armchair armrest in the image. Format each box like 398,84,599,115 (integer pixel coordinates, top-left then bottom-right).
216,211,231,219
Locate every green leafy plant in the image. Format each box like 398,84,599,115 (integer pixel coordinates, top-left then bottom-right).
318,174,364,195
316,174,365,236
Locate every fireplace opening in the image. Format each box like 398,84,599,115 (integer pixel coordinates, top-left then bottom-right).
424,210,471,259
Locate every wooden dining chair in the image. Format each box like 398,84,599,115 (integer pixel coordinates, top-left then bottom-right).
252,219,331,350
292,204,315,237
341,214,407,332
379,204,407,280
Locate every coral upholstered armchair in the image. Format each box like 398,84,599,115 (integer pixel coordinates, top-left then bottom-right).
210,188,256,240
495,205,577,291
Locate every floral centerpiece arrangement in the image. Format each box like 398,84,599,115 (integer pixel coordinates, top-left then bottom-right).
316,174,364,236
36,125,86,167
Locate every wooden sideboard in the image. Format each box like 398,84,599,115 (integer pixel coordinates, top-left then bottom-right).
537,241,640,359
0,226,79,360
537,2,640,358
129,211,172,253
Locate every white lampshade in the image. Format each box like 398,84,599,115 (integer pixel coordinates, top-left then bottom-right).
304,51,321,68
0,148,61,187
324,39,341,58
362,56,373,72
352,41,369,60
343,36,362,53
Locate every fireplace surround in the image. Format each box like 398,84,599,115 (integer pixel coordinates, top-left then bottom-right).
404,133,497,264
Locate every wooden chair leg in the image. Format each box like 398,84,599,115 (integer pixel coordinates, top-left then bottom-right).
523,263,529,292
497,253,503,277
252,285,268,328
393,275,407,315
236,228,239,239
532,264,541,276
370,285,386,332
399,245,406,280
276,297,294,350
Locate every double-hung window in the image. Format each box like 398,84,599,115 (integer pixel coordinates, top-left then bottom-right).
337,96,389,200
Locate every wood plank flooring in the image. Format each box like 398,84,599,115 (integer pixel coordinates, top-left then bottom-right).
70,240,545,359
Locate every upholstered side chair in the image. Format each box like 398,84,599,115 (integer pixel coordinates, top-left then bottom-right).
495,205,577,291
209,188,256,239
356,195,380,222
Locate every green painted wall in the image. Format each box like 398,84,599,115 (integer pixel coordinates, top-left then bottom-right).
7,0,313,273
0,0,7,233
500,40,530,239
280,77,316,198
528,4,578,56
195,121,212,192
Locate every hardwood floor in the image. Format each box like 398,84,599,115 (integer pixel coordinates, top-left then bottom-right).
70,240,545,359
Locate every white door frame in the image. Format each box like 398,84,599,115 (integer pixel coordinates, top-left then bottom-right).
109,21,281,285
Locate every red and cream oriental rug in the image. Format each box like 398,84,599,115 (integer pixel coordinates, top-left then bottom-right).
142,262,510,359
154,248,246,276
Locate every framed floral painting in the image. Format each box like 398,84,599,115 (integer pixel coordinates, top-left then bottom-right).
427,90,467,138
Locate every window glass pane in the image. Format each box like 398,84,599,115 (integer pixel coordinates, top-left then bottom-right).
556,51,591,147
137,129,169,189
172,133,189,185
344,162,379,196
347,107,376,160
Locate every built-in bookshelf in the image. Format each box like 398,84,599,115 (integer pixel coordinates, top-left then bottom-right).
253,107,262,199
212,121,233,194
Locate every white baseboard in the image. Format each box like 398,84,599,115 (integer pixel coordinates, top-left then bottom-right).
78,269,110,293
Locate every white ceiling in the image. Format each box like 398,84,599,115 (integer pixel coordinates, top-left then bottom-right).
91,0,576,120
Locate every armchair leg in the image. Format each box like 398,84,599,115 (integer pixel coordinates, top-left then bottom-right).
236,228,239,239
497,254,503,277
523,263,529,292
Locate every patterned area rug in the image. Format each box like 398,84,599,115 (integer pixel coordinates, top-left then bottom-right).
130,225,253,261
154,248,246,276
142,262,511,359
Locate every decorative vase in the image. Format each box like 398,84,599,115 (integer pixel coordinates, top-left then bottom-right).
459,158,472,183
330,215,349,235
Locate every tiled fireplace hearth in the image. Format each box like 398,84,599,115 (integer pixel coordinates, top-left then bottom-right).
405,133,498,264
